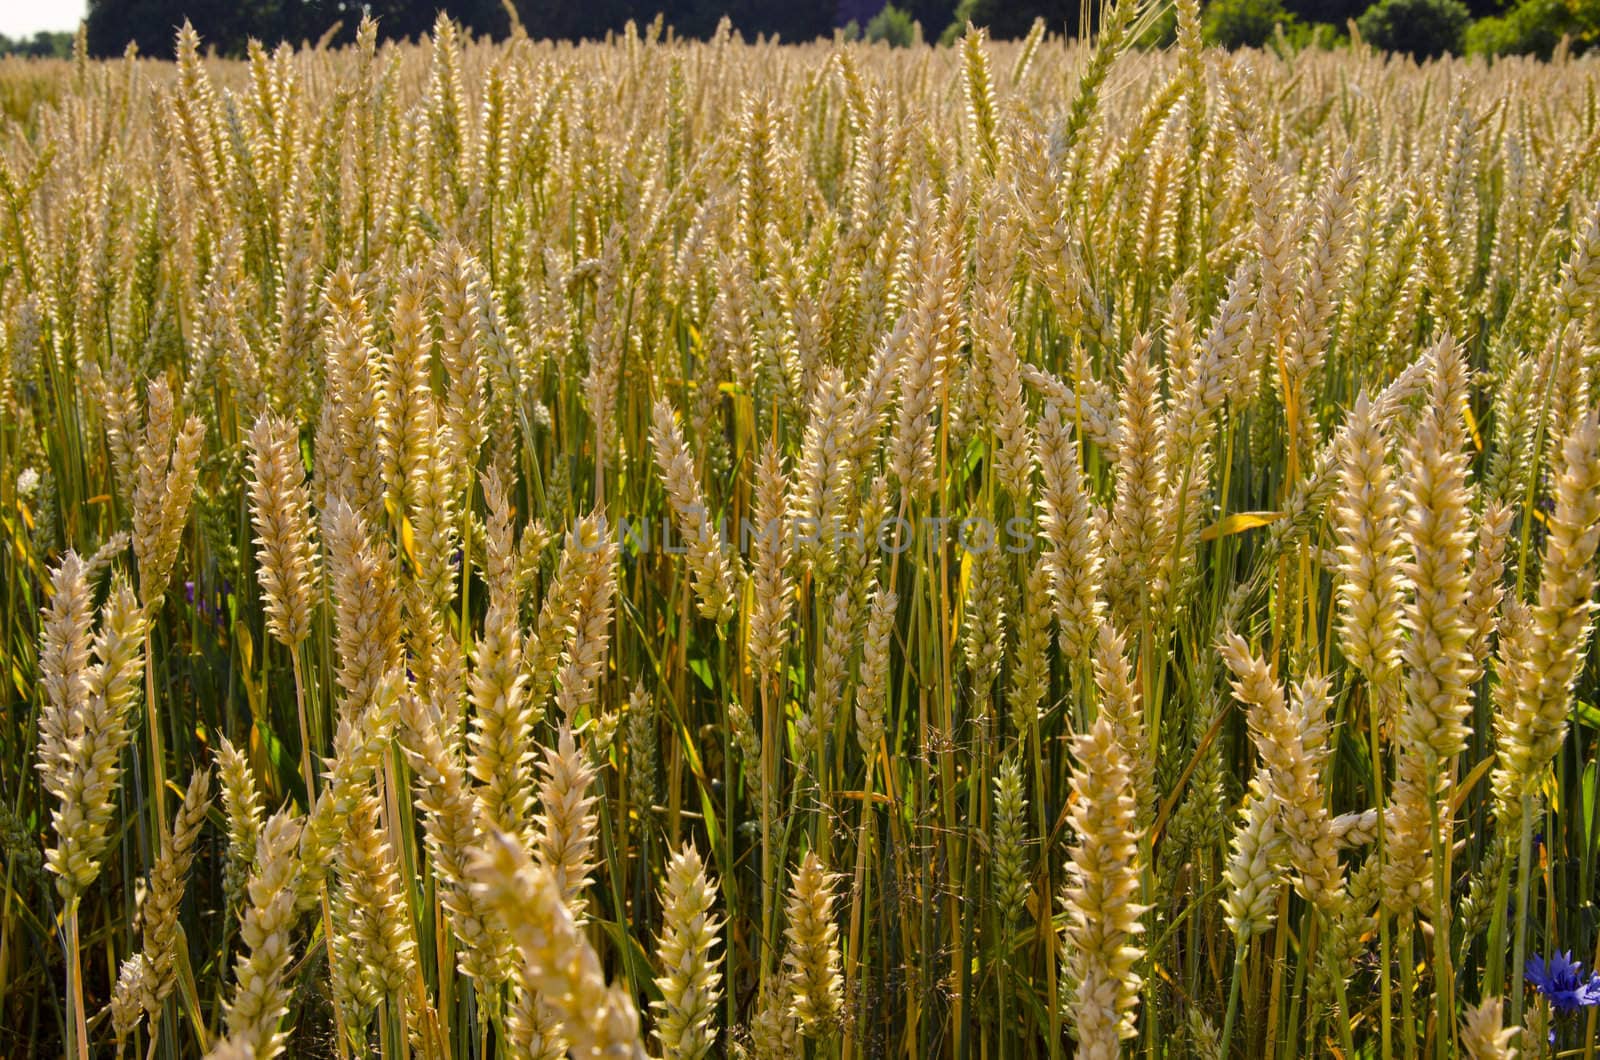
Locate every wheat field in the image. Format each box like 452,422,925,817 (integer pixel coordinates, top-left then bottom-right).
3,5,1600,1057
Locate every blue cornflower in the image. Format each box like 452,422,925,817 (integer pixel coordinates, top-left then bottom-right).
1525,951,1600,1013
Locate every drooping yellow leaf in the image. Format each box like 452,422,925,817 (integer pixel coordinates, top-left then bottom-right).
173,925,211,1054
1199,511,1283,543
399,513,418,567
1462,400,1484,453
1450,755,1495,816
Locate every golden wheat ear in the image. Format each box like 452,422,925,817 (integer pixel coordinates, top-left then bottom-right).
653,841,725,1060
782,850,843,1037
470,827,648,1059
1061,713,1147,1058
247,412,319,651
212,812,305,1060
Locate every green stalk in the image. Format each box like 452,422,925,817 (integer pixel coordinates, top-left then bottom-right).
1399,914,1417,1060
717,632,737,1043
1510,793,1535,1026
1266,888,1289,1057
843,756,876,1060
1428,769,1455,1059
377,997,394,1060
1370,686,1394,1060
143,630,166,866
65,898,88,1060
1032,709,1059,1060
1329,928,1357,1060
758,675,776,987
1286,913,1310,1059
1219,935,1247,1060
291,647,317,800
1484,830,1513,993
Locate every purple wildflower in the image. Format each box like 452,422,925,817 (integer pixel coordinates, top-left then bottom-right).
1526,952,1600,1013
185,578,234,631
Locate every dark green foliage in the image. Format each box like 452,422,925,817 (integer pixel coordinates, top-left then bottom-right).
942,0,1089,41
0,32,74,57
1133,6,1177,48
1466,0,1595,56
66,0,1600,63
1283,0,1366,27
82,0,843,57
1355,0,1469,57
866,3,918,45
88,0,260,57
85,0,349,57
1203,0,1292,48
554,0,837,41
900,0,960,36
337,0,510,43
1288,21,1348,48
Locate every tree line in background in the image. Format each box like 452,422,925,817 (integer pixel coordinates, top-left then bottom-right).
0,33,75,58
0,0,1588,65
